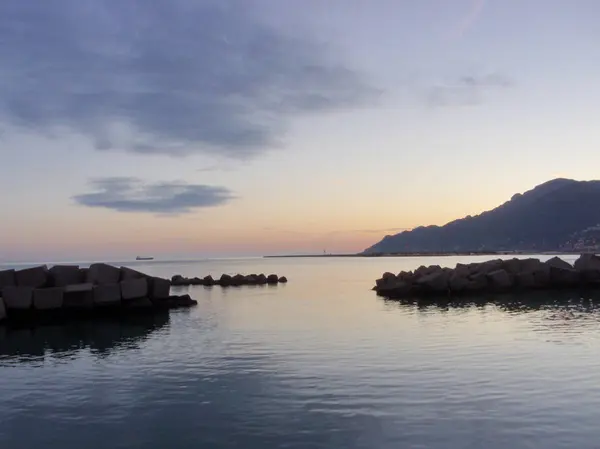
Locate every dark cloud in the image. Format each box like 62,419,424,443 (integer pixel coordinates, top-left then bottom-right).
73,177,235,214
0,0,377,159
426,72,513,107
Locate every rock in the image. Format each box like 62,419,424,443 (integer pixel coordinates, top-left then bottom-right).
245,274,259,285
120,266,147,280
171,274,184,283
219,274,233,287
453,264,470,278
574,254,600,272
377,280,412,298
466,273,488,291
63,284,94,309
2,286,34,310
93,284,122,306
416,271,449,293
486,269,513,290
474,259,504,276
0,269,16,290
86,263,120,285
15,265,49,288
515,272,537,289
448,271,470,293
190,277,204,285
120,278,148,300
382,272,396,281
397,271,414,282
257,274,268,285
278,276,288,283
548,266,580,287
33,288,64,310
266,274,279,284
149,277,171,299
49,265,83,287
167,294,197,307
203,275,215,286
545,257,573,271
0,298,5,322
232,274,246,286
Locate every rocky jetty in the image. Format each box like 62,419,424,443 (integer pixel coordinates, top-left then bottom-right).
0,263,197,324
373,254,600,299
171,273,288,287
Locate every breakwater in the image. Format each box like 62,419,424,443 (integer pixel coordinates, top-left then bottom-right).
373,254,600,299
171,273,288,287
0,263,196,324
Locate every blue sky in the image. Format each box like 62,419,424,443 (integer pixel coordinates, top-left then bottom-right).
1,0,598,262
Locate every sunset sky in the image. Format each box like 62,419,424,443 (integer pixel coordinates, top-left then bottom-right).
1,0,599,262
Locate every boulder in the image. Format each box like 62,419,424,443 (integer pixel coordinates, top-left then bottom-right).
245,274,259,285
203,275,215,286
397,271,414,282
63,283,94,309
49,265,83,287
502,258,523,275
574,254,600,272
0,269,16,290
0,298,5,322
466,273,488,291
449,271,470,293
219,274,233,287
377,280,412,298
256,274,268,285
2,286,34,310
166,294,197,308
120,266,147,280
120,278,148,300
93,284,122,306
474,259,504,276
382,272,396,281
278,276,288,283
416,271,449,293
515,272,537,289
15,265,49,288
545,257,573,271
266,274,279,284
486,269,513,290
33,288,64,310
231,274,246,286
190,277,204,285
86,263,121,285
453,264,470,278
149,277,171,299
548,266,580,287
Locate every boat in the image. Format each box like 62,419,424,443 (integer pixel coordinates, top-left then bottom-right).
136,256,154,261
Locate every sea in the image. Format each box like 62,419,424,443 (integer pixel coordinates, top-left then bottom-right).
2,254,600,449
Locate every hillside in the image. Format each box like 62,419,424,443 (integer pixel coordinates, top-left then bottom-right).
362,178,600,254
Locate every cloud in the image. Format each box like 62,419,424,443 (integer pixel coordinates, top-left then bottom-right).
426,72,513,107
0,0,377,159
73,177,235,214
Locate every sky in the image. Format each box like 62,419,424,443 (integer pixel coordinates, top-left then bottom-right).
0,0,599,262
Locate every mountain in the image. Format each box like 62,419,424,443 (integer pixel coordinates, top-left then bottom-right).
362,178,600,254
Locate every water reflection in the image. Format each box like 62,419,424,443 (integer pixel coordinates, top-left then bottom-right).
0,314,170,365
381,289,600,312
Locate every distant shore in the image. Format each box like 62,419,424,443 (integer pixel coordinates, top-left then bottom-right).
263,251,584,259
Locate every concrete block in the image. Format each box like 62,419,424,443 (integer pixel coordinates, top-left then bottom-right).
86,263,121,285
0,298,6,322
0,269,16,289
49,265,83,287
149,277,171,299
2,286,34,310
15,265,49,288
120,266,147,280
63,284,94,309
93,284,122,306
121,278,148,300
33,288,64,310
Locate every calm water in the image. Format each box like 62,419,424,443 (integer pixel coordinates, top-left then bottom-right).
2,255,600,448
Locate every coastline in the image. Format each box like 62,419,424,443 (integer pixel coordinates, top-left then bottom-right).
263,251,583,259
